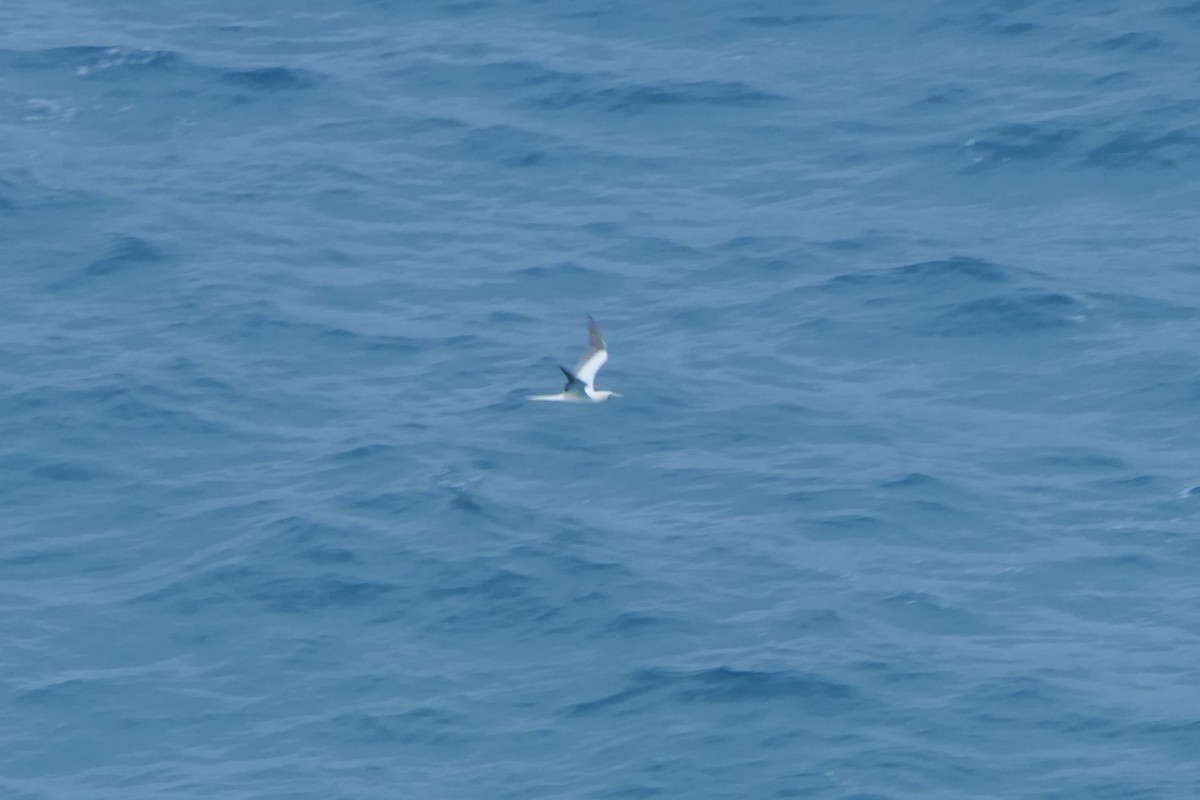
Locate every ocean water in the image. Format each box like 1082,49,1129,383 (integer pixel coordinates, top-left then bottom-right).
3,1,1199,797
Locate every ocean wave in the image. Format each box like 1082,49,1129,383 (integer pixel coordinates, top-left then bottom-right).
566,666,861,717
926,291,1086,336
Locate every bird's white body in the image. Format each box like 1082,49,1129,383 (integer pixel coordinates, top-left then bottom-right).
529,315,620,403
528,387,618,403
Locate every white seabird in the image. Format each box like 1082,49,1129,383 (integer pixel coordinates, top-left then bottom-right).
528,314,621,403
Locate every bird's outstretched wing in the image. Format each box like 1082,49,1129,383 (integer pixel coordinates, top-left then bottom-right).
573,314,608,388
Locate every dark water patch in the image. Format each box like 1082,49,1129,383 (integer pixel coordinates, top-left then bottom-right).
1079,352,1200,409
924,291,1085,336
1031,449,1127,473
337,489,426,517
1166,1,1200,20
913,84,973,108
401,484,541,535
1085,127,1199,169
851,659,949,690
1083,290,1197,323
8,44,324,121
780,607,849,636
333,443,401,463
579,219,622,238
1081,780,1187,799
218,66,321,92
713,234,800,254
1091,70,1137,87
533,78,785,114
0,451,43,475
960,122,1082,171
0,170,100,216
876,591,986,635
391,58,595,97
81,235,166,278
134,565,398,615
604,234,701,264
602,611,676,636
675,667,856,705
513,260,624,296
935,7,1042,38
719,253,801,276
232,307,422,356
0,45,181,75
428,566,529,602
561,674,659,716
823,257,1012,297
997,21,1039,35
880,472,942,490
1095,32,1164,53
732,14,839,26
969,695,1118,748
1088,473,1158,490
606,79,785,111
958,675,1064,719
262,516,360,566
508,542,630,582
442,1,490,14
295,546,355,565
441,333,486,350
449,124,558,168
706,235,807,276
1019,553,1161,596
1141,719,1200,751
328,707,473,747
410,115,469,136
0,182,20,211
567,666,860,717
787,489,864,513
361,331,424,354
817,232,895,254
589,785,662,800
807,513,890,540
423,566,560,633
29,460,104,482
450,491,486,514
487,310,531,325
0,546,75,568
444,121,656,172
164,357,240,398
475,59,593,92
127,565,248,615
15,677,91,705
100,390,227,436
19,382,229,437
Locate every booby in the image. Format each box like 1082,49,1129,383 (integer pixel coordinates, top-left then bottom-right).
528,315,620,403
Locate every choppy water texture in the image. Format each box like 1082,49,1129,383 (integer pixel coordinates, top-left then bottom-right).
3,1,1200,798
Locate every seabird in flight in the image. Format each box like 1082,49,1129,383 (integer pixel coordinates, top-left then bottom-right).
528,315,620,403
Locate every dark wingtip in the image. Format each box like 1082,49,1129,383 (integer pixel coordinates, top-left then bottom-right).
559,365,581,391
584,314,605,351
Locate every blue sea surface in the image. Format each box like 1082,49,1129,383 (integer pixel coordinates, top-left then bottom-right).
3,1,1199,797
